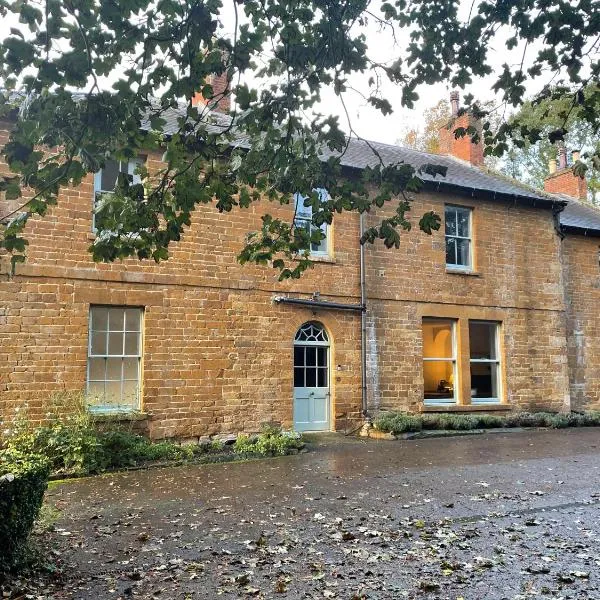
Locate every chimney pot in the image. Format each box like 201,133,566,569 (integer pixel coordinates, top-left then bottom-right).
572,150,580,163
437,90,483,166
557,145,568,170
450,91,460,116
548,159,557,174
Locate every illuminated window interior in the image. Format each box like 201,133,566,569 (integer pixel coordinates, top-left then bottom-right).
422,319,456,404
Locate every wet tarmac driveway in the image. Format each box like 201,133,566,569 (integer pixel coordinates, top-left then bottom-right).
13,429,600,599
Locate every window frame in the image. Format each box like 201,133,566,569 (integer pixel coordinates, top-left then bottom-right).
86,305,143,413
92,158,144,232
468,320,502,405
445,204,473,270
293,188,331,257
422,318,458,406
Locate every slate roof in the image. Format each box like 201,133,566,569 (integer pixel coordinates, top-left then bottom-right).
159,105,560,205
559,198,600,235
323,137,556,205
157,105,600,234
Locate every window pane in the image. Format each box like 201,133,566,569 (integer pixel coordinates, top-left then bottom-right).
125,308,140,331
105,381,122,404
294,193,311,217
108,331,124,355
91,330,107,355
108,307,125,331
305,368,317,387
469,322,497,360
445,207,457,236
91,307,108,332
456,238,470,267
305,347,317,367
311,223,328,253
423,361,455,401
423,320,454,358
123,357,138,380
124,332,139,355
317,347,327,367
294,367,304,388
122,380,139,406
470,362,498,400
100,160,120,191
317,368,327,388
457,208,470,237
445,236,457,265
106,357,122,380
294,346,304,367
88,357,105,381
87,381,105,402
294,218,312,245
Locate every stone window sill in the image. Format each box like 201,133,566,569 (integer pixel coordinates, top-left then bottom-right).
89,410,150,422
310,255,337,264
292,255,337,265
446,267,481,277
422,404,510,413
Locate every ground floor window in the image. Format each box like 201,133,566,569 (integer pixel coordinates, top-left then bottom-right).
87,306,142,412
469,321,501,403
422,319,457,405
422,317,503,406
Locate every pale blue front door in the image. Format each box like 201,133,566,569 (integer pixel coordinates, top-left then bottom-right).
293,323,330,432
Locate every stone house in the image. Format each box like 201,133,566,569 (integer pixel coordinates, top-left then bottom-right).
1,94,599,439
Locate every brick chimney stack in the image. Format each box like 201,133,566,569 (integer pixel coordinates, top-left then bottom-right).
192,72,231,113
438,91,485,167
543,147,588,201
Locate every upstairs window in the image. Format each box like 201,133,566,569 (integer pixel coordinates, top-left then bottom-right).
445,205,472,269
293,188,330,256
93,158,143,231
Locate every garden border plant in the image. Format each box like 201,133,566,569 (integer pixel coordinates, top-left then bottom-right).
1,392,306,480
374,410,600,436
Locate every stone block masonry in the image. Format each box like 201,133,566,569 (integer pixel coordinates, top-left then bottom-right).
1,123,598,438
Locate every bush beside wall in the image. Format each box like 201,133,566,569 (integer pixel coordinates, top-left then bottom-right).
374,411,600,436
0,449,50,573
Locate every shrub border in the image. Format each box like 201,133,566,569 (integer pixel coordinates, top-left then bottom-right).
373,411,600,437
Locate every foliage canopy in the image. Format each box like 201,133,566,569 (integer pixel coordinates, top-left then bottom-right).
0,0,598,276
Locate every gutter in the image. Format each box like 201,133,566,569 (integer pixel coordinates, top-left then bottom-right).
273,296,365,312
561,225,600,238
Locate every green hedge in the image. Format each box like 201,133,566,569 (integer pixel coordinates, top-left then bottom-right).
375,410,600,436
0,449,50,572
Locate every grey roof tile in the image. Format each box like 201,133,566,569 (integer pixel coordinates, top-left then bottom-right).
559,199,600,234
325,137,553,203
159,107,557,204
